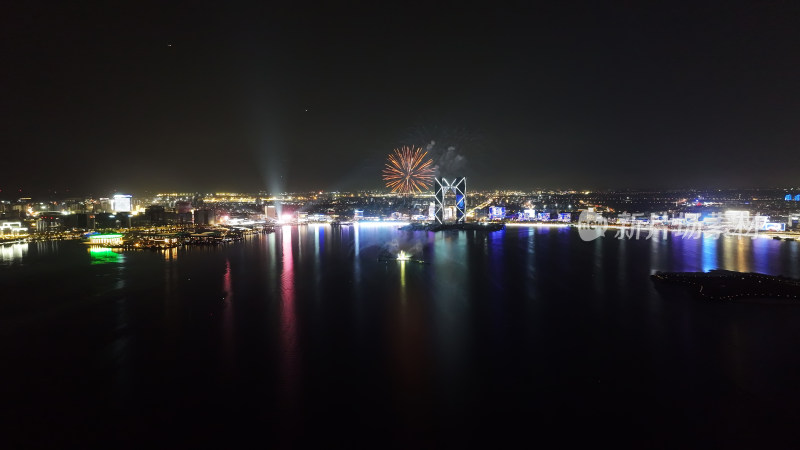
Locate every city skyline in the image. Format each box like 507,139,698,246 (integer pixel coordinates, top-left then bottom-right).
6,3,800,446
3,2,800,194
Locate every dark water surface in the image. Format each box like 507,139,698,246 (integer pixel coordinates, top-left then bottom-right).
2,226,800,448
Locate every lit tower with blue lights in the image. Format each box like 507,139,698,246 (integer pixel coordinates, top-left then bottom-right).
434,177,467,224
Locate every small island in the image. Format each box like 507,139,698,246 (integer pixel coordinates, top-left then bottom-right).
651,270,800,301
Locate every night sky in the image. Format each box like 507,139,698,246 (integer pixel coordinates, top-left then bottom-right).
2,1,799,197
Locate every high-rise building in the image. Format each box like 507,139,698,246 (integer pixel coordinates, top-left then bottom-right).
265,205,278,220
113,194,132,213
145,205,166,225
175,201,192,214
36,213,63,232
194,209,216,226
98,198,113,213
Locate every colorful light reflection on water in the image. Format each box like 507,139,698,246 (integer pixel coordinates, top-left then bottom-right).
88,246,124,265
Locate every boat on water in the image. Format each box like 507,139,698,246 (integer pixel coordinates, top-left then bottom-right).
376,249,426,264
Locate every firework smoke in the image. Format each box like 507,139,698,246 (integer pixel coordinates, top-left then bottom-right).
426,140,467,177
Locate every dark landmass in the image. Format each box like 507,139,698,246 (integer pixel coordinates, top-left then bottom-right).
652,270,800,301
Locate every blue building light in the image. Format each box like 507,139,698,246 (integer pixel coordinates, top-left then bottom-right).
489,206,506,220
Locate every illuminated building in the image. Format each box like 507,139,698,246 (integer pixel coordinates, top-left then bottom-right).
764,222,786,232
489,206,506,220
523,209,535,220
434,177,467,224
12,198,32,218
113,194,132,213
0,222,27,237
86,234,123,246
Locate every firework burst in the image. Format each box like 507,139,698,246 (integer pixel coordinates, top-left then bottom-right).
382,146,434,194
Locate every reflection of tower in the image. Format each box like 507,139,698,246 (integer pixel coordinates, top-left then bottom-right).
434,177,467,224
